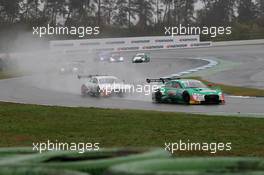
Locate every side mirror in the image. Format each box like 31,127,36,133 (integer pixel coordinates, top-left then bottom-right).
146,79,150,83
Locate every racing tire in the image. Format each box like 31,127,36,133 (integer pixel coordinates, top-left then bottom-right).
117,92,125,98
93,86,101,97
152,90,162,103
182,91,190,105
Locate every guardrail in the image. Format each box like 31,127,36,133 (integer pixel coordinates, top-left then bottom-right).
213,39,264,47
50,35,212,53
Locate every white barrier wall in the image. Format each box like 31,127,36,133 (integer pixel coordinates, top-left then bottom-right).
213,39,264,47
50,35,211,53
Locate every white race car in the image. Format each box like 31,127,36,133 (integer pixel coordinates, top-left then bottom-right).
95,52,124,63
78,75,131,97
109,53,124,62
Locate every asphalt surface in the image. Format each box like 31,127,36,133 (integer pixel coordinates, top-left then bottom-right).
0,45,263,117
164,44,264,89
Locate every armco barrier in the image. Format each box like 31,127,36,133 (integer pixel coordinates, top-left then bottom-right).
213,39,264,47
62,42,212,54
50,35,211,53
50,35,199,48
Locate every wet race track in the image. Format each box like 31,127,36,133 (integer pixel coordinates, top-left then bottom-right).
0,44,264,117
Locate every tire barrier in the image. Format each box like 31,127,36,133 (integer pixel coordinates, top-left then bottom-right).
1,148,264,175
0,147,38,161
108,158,264,175
0,167,89,175
0,148,170,175
0,147,36,155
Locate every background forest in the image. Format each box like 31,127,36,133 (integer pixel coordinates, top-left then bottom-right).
0,0,264,50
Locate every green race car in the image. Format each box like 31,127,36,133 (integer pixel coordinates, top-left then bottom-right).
132,53,150,63
147,78,225,105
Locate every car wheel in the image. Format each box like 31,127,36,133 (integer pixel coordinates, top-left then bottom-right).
93,86,101,97
117,92,125,98
152,90,162,103
183,91,190,105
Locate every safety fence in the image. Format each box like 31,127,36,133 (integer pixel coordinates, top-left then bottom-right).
49,35,212,53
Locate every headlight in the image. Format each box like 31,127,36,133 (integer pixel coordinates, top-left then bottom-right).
120,57,124,61
73,67,78,72
60,68,65,72
192,93,205,101
110,57,115,62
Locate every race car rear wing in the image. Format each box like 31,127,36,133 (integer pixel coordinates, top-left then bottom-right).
78,75,92,79
146,77,181,84
146,78,165,83
77,74,107,79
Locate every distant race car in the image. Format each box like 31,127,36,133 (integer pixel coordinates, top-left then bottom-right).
95,52,124,63
59,62,84,74
96,52,110,62
132,53,150,63
147,78,225,105
78,75,131,97
109,53,124,62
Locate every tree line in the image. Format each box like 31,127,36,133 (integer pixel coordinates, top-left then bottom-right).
0,0,264,40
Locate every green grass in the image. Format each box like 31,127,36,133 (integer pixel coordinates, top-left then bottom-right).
0,71,10,79
187,77,264,97
0,102,263,156
0,71,19,79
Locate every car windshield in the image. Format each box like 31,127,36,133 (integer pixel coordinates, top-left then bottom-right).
99,78,121,84
182,80,207,88
70,63,81,67
99,52,110,57
112,54,120,58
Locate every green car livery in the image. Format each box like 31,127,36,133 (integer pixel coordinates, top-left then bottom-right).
147,78,225,105
132,53,150,63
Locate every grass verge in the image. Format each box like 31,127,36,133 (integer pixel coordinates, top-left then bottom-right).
187,77,264,97
0,102,263,156
0,71,19,79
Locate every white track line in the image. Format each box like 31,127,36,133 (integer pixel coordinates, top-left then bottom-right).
167,57,219,78
228,96,257,99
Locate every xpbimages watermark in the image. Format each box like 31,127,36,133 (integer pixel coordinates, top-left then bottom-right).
32,24,100,38
32,140,100,154
165,24,232,38
165,140,232,154
98,83,161,96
